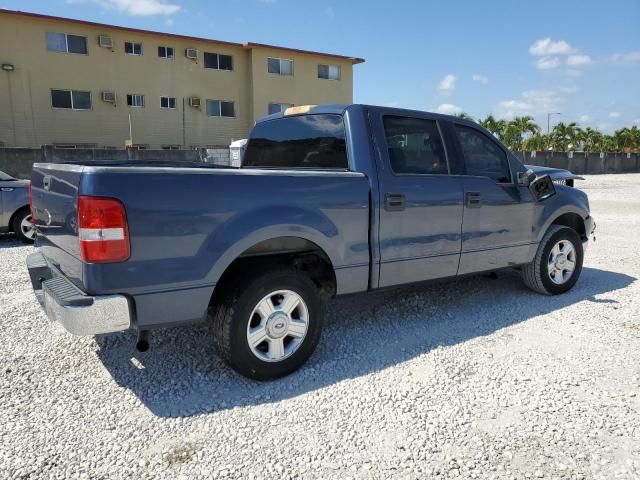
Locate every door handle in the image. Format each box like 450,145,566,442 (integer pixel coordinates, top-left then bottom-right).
466,192,481,208
384,193,405,211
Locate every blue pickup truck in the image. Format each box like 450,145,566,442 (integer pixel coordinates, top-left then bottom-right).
28,104,595,380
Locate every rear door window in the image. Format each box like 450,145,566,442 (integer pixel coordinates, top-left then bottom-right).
383,116,448,174
244,114,348,169
454,124,511,183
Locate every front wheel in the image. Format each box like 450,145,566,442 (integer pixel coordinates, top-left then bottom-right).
521,225,584,295
12,209,36,244
211,268,323,380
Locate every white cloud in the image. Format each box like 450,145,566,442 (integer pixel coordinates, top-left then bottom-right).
535,56,561,70
579,115,592,124
566,54,592,66
384,101,400,108
608,112,621,118
558,84,578,93
529,38,574,56
436,103,463,115
437,74,456,95
610,51,640,64
634,118,640,126
70,0,181,15
495,89,564,119
472,74,488,84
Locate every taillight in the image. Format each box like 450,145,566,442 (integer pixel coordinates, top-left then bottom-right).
29,182,35,220
78,196,130,263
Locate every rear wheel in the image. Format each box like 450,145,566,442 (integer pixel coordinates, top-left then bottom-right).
211,267,323,380
12,209,35,244
521,225,583,295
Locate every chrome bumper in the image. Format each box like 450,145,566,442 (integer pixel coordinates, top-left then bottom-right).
27,252,131,335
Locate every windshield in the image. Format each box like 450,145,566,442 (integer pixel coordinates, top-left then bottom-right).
0,171,15,181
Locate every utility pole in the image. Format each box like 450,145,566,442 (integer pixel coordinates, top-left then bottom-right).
547,112,561,151
547,112,561,135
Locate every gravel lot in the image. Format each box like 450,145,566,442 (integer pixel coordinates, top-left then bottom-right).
1,173,639,480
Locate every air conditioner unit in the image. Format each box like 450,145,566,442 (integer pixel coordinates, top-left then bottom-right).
98,35,113,49
101,91,116,104
189,96,201,108
185,48,198,60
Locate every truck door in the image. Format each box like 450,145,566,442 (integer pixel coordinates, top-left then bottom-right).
448,122,536,274
370,111,464,288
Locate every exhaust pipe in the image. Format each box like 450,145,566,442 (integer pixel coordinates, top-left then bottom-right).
136,330,150,352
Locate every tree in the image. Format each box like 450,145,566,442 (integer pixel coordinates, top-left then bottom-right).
523,133,549,152
551,122,582,151
582,127,603,153
456,112,475,121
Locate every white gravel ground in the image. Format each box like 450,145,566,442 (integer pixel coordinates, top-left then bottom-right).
1,174,639,480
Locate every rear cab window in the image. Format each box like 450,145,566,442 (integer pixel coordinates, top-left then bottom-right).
243,114,348,169
383,115,449,175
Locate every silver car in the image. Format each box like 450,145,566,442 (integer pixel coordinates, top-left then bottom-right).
0,170,34,243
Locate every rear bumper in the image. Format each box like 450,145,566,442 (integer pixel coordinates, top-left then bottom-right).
26,252,131,335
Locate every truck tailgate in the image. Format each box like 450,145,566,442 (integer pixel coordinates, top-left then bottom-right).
31,164,84,289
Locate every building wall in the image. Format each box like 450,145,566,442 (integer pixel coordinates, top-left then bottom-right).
0,11,358,149
249,47,354,121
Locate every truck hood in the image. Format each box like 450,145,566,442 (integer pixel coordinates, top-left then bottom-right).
525,165,584,181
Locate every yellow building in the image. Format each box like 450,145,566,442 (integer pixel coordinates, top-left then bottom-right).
0,9,363,149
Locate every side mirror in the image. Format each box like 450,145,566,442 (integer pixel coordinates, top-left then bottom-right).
517,169,537,187
529,174,556,201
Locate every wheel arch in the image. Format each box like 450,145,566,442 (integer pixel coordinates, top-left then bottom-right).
8,205,30,232
550,212,586,240
209,235,338,306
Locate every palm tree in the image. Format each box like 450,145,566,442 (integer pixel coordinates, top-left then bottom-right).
456,112,475,121
479,115,509,140
523,133,549,152
551,122,582,151
582,128,603,153
508,116,541,151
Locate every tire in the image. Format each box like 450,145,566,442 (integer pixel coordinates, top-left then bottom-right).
211,267,323,380
521,225,583,295
12,208,36,244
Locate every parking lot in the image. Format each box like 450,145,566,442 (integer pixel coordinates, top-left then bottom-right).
1,173,639,479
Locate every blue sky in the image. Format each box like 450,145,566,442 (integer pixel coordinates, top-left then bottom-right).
2,0,639,132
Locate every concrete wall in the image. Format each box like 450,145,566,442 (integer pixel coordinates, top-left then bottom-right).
0,146,206,179
520,151,640,175
2,147,639,180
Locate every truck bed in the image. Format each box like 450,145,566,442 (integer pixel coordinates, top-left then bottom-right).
31,163,371,328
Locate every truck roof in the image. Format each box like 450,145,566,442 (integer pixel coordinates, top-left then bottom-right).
255,104,477,126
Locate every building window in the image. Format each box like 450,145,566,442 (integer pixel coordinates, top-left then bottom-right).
126,94,145,107
162,145,182,150
206,100,235,118
267,57,293,76
158,46,174,59
124,42,143,55
203,52,233,71
268,103,294,115
318,64,341,80
127,144,149,150
160,96,177,109
51,89,92,110
46,32,88,54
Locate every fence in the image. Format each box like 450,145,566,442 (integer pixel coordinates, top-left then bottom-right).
1,146,639,180
513,151,640,175
0,146,230,179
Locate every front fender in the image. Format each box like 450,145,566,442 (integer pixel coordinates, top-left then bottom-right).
535,185,590,242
